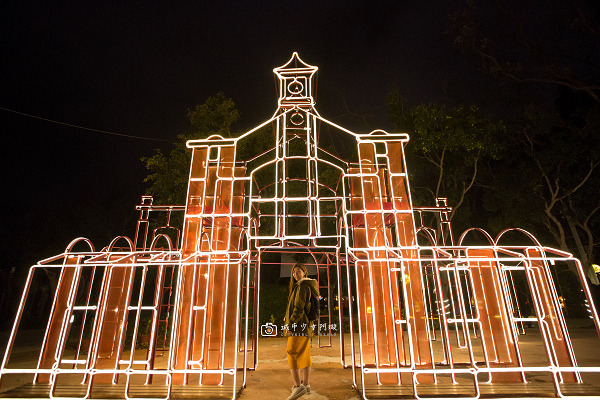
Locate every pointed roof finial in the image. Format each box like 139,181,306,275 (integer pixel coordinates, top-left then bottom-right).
273,52,318,110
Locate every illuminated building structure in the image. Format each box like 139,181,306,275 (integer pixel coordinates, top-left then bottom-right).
1,53,599,399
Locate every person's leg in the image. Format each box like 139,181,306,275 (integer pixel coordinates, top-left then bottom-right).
302,366,310,386
290,368,302,386
287,337,302,387
288,368,307,400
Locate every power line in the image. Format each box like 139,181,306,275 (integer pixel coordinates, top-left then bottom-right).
0,106,174,143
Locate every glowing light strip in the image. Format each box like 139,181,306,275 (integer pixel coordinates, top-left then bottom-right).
2,53,599,400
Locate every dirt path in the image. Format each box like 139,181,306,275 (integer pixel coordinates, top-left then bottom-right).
239,336,359,400
2,324,600,399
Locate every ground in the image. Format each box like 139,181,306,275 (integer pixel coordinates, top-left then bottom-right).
1,321,600,399
239,335,359,400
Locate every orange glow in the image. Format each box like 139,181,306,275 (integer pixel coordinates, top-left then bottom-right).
1,53,598,400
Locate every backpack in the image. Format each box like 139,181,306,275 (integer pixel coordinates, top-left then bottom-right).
306,288,320,322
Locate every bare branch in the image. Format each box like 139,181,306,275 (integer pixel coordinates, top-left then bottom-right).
557,160,598,201
573,0,600,37
335,94,374,130
450,155,479,221
435,147,446,199
583,199,600,227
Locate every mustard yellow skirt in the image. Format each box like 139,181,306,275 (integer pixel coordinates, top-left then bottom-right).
286,336,311,369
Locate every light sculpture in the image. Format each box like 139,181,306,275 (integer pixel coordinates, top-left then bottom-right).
1,53,599,399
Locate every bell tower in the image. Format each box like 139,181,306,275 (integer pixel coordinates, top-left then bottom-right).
270,53,320,243
273,52,318,112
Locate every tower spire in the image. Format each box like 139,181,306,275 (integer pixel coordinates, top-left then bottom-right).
273,52,318,111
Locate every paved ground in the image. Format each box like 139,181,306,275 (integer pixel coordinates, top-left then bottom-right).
1,321,600,399
237,323,600,400
0,330,360,400
238,335,359,400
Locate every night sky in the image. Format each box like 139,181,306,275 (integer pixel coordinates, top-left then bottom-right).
1,1,496,271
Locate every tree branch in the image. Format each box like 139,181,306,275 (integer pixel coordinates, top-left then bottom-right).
435,147,446,199
557,160,598,201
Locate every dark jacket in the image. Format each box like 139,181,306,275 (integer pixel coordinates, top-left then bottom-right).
284,278,319,336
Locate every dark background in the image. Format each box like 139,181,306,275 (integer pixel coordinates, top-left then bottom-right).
1,1,476,267
2,0,598,318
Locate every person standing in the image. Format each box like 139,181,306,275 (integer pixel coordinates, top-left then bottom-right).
284,263,319,400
